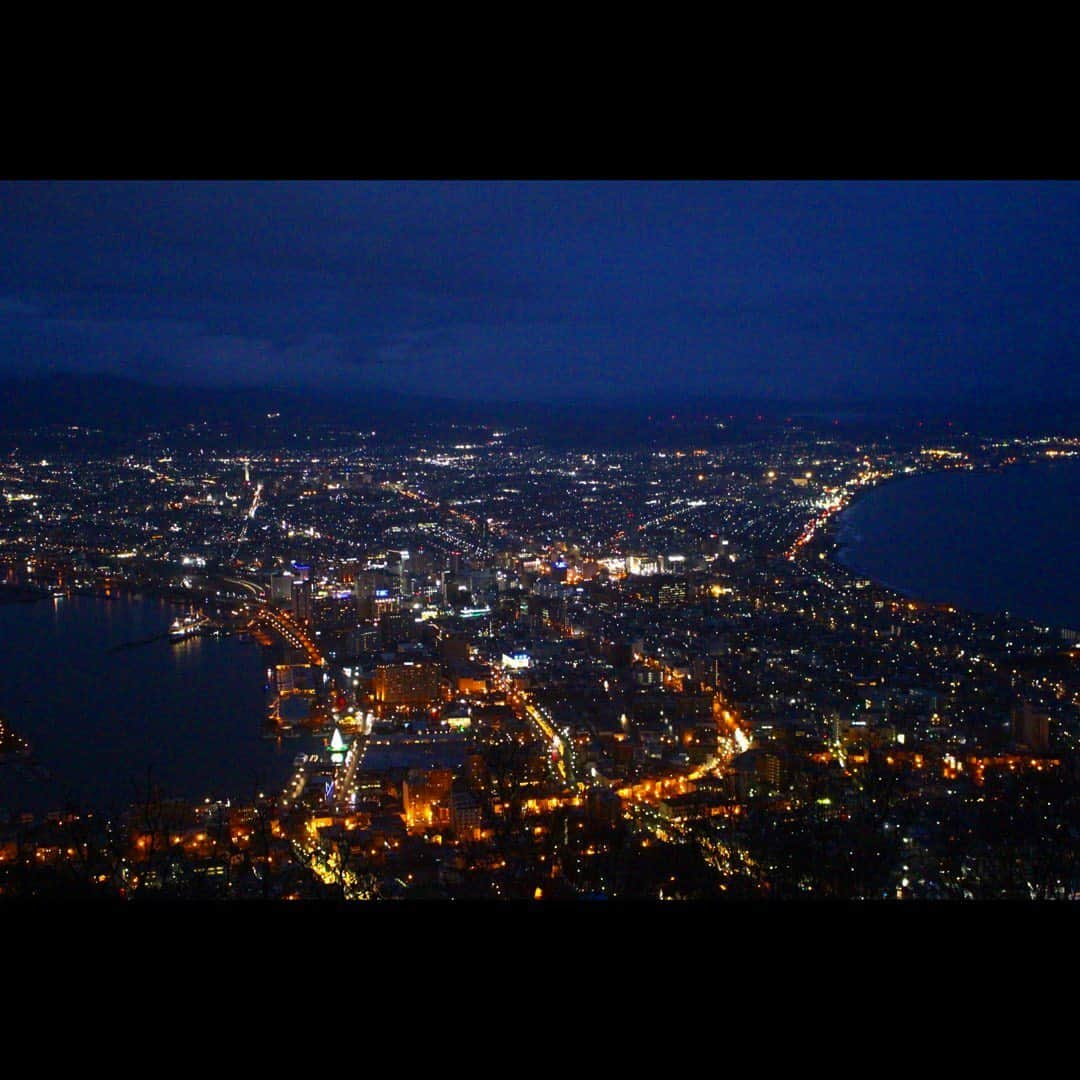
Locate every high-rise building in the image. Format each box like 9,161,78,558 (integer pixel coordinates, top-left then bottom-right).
269,571,295,603
355,571,398,618
379,611,420,647
1012,701,1051,752
449,782,482,839
657,577,689,607
292,579,312,625
390,549,410,595
373,660,441,706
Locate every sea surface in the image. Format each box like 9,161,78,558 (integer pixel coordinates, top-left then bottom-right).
836,459,1079,631
0,594,314,817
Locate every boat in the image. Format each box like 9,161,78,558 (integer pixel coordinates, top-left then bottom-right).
170,612,210,639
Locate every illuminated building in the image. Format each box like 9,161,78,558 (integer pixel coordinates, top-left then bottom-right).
657,577,689,607
626,555,658,577
373,590,398,619
354,571,398,616
403,768,454,832
373,660,441,706
390,549,410,594
443,702,472,730
632,662,662,687
448,662,489,696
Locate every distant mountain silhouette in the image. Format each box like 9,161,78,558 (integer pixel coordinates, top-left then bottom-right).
0,373,776,437
0,373,1075,443
0,373,313,430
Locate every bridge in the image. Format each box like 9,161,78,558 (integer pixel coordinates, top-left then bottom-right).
222,576,266,600
249,605,325,667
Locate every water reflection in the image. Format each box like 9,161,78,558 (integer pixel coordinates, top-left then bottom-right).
0,594,316,817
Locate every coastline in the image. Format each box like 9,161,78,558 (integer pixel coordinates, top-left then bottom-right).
0,578,243,619
816,469,951,605
818,458,1079,633
0,592,287,820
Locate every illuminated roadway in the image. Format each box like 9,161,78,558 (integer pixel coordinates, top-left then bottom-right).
496,669,577,788
223,576,265,599
230,481,264,562
524,698,574,786
250,605,326,667
381,479,504,555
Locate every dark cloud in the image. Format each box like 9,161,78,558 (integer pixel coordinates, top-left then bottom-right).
0,180,1077,403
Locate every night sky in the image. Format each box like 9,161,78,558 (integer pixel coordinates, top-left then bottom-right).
0,180,1076,404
